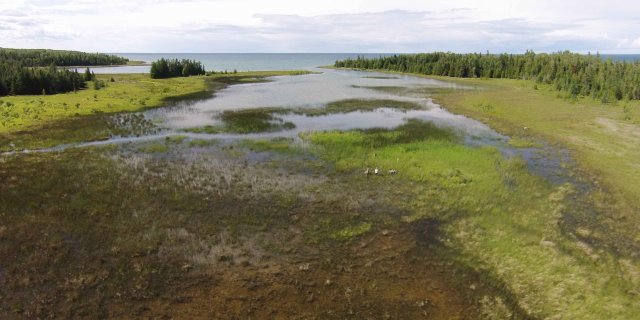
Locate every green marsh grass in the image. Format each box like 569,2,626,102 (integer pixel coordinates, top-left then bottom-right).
188,139,219,148
507,137,541,148
331,222,373,240
0,74,208,132
430,76,640,256
4,67,639,318
181,98,423,135
302,98,424,116
164,135,187,144
0,71,310,150
300,118,640,319
182,108,296,134
219,109,295,133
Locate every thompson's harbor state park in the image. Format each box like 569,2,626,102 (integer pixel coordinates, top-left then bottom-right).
1,1,640,319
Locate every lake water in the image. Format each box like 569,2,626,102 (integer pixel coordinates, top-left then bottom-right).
88,53,393,73
86,53,640,74
143,69,502,141
601,54,640,62
21,64,580,187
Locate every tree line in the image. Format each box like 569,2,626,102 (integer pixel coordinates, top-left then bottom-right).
150,58,205,79
0,48,131,96
0,48,128,66
335,51,640,102
0,63,87,96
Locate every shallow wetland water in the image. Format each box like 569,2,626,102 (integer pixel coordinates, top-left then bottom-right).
0,69,592,318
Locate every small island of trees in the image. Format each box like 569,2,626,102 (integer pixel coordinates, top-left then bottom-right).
150,58,206,79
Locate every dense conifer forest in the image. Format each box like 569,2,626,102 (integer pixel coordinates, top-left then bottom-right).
0,48,128,96
150,58,206,79
0,48,128,67
335,51,640,102
0,64,86,96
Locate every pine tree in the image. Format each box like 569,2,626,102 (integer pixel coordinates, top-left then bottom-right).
84,67,92,81
334,52,640,102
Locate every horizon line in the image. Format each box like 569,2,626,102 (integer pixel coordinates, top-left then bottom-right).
104,51,640,55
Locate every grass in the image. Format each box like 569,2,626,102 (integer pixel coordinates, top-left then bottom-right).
188,139,219,148
299,118,640,319
351,85,462,96
0,139,498,318
331,222,373,240
303,122,511,212
0,71,310,150
508,137,541,148
429,76,640,255
0,74,207,132
218,109,295,133
182,108,295,134
0,147,318,317
3,67,640,318
164,135,187,144
2,69,512,318
126,60,148,66
181,99,423,134
301,98,424,116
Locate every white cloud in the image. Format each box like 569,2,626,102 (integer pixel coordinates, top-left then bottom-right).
616,37,640,50
0,0,640,53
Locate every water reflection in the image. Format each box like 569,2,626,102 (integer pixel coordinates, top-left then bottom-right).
3,69,579,188
144,69,499,140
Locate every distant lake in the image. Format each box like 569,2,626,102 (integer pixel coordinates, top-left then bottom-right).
85,53,640,74
87,53,394,74
601,54,640,62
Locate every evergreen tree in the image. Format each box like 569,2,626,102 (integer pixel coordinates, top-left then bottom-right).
84,67,93,81
150,58,205,79
0,48,127,96
0,48,128,66
334,51,640,102
0,62,86,96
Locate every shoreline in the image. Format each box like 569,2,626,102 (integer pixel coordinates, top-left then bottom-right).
332,66,640,214
60,60,150,70
0,71,313,151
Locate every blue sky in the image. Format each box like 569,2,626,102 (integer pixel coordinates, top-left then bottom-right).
1,0,640,53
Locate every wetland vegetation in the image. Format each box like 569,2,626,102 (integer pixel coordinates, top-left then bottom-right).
1,55,639,319
180,99,424,135
0,71,308,151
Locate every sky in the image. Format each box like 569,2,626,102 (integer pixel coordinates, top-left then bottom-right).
1,0,640,53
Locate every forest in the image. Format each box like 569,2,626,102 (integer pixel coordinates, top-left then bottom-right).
0,48,128,66
0,63,86,96
150,58,206,79
335,51,640,102
0,48,130,96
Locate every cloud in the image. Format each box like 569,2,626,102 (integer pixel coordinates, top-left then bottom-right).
461,18,576,36
616,37,640,49
1,1,640,53
157,10,608,53
161,11,438,52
